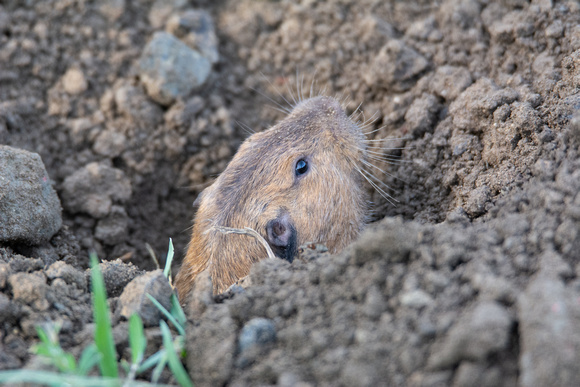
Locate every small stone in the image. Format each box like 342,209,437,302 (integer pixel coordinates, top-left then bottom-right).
238,318,277,353
0,146,62,245
138,32,211,105
464,185,491,217
62,68,88,95
119,270,173,327
400,289,433,308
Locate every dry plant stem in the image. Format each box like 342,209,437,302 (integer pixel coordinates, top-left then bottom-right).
210,226,276,260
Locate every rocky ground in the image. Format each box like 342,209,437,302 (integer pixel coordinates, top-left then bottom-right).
1,0,580,386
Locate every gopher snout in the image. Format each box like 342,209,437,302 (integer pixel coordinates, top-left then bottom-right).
266,211,297,263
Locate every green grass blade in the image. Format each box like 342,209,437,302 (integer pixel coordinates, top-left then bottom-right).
77,343,100,376
32,325,77,373
129,314,147,365
0,370,178,386
160,321,193,387
170,294,187,329
164,238,174,278
151,353,168,384
35,325,52,344
138,350,164,374
90,253,119,378
146,294,185,337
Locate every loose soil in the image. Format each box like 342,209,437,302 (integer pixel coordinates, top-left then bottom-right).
1,0,580,386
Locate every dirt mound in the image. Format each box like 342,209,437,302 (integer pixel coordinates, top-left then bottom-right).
1,0,579,386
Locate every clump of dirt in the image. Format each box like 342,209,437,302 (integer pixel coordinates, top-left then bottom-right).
1,0,580,386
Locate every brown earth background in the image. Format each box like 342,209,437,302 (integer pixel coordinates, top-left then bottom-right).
1,0,580,386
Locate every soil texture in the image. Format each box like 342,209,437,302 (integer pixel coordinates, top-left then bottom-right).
1,0,580,386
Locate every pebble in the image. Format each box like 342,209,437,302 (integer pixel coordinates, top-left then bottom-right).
400,289,433,308
62,68,88,95
138,31,211,105
238,318,277,353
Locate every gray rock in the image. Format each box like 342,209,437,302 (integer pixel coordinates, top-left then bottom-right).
61,162,132,219
0,146,62,245
138,31,211,106
166,10,219,64
119,270,173,327
427,301,513,369
238,318,277,353
518,274,580,387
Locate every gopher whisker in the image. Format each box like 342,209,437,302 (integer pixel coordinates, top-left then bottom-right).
365,153,408,165
235,120,255,135
258,72,294,112
357,166,398,206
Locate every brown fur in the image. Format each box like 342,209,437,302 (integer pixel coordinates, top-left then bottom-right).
175,96,368,300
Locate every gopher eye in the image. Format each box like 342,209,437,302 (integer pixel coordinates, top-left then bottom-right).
295,159,309,176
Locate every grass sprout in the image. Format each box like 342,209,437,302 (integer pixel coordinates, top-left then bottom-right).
0,239,193,387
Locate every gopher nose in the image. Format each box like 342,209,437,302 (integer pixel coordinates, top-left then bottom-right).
266,212,297,263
